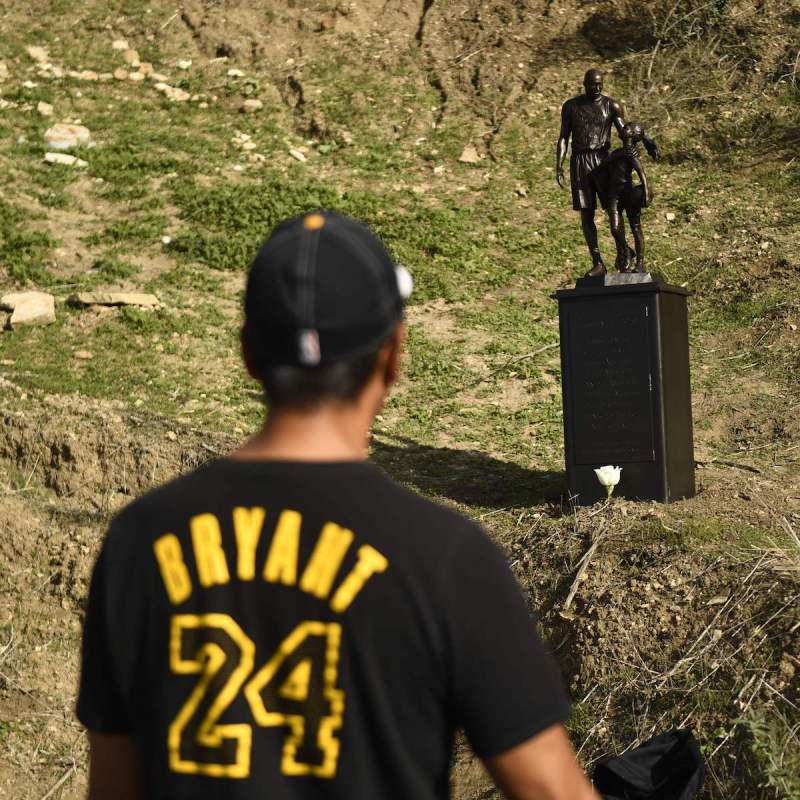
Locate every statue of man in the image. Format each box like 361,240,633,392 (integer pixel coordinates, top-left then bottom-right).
556,68,625,277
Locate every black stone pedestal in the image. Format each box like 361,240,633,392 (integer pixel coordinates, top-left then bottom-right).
554,274,695,505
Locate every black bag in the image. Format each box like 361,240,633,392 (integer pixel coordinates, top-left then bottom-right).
593,729,705,800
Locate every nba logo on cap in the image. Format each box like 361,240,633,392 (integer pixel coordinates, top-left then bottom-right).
298,329,321,366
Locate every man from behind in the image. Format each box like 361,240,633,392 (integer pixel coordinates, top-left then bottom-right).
77,211,599,800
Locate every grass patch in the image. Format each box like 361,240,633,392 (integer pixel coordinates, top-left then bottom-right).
0,200,57,285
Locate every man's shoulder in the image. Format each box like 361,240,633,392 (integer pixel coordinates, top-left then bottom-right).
111,459,220,529
605,95,625,116
562,95,583,112
366,463,480,532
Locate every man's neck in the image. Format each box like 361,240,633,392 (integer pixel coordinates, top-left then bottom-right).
230,403,372,463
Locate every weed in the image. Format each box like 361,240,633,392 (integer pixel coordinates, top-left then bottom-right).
0,200,56,285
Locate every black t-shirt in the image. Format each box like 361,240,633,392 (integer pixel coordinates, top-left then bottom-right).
77,459,570,799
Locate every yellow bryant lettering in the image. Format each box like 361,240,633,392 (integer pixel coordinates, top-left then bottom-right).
232,507,266,581
329,545,389,612
190,513,231,588
153,533,193,605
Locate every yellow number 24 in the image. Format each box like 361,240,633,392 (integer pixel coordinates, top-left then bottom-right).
168,614,344,780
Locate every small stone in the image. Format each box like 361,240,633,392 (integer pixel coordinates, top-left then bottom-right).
1,291,56,329
22,80,38,89
289,148,307,162
37,101,54,117
26,45,49,63
0,62,8,81
128,72,145,82
79,70,99,81
161,235,172,245
241,140,257,151
665,212,676,222
149,72,169,82
232,164,244,172
112,39,129,51
74,350,93,360
138,62,153,75
164,86,190,102
432,165,444,175
98,73,113,81
198,101,208,109
515,184,528,197
166,430,178,441
241,98,263,113
176,59,192,70
113,68,129,81
44,152,87,167
69,291,160,309
44,123,91,151
227,68,245,77
458,144,481,164
122,49,141,67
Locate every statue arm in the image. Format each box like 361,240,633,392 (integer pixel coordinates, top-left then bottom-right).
556,103,571,188
610,99,626,136
643,132,661,161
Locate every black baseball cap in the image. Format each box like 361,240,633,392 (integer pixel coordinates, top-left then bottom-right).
244,210,413,367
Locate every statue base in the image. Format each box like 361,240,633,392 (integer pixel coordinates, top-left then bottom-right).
576,271,659,288
553,276,695,505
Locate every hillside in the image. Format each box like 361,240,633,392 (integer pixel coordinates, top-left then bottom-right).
0,1,798,798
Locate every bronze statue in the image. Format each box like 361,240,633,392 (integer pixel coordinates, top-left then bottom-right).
557,69,625,277
589,121,660,273
556,70,664,277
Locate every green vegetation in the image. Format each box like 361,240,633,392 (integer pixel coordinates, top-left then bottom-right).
0,200,57,284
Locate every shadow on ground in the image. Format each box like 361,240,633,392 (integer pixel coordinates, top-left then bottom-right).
371,435,566,509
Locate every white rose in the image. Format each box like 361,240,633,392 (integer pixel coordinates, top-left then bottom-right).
594,465,622,498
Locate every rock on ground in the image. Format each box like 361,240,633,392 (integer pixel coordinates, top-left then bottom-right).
44,152,87,167
164,86,190,102
0,62,8,81
25,45,49,63
241,99,263,113
458,144,481,164
69,292,160,309
44,123,91,151
37,101,54,117
0,291,56,329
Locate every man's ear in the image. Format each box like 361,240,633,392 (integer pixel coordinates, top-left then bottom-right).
383,322,406,387
240,326,260,381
